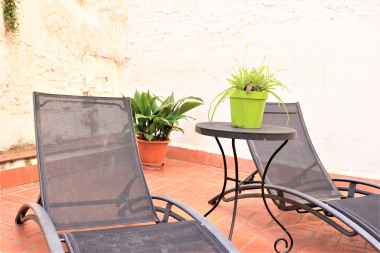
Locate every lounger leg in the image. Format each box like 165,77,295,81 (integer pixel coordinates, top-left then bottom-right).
261,140,294,253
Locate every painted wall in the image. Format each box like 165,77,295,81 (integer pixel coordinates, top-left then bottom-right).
0,0,128,150
1,0,379,179
123,0,380,179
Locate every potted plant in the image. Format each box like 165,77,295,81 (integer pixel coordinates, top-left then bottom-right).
208,45,290,128
129,90,203,169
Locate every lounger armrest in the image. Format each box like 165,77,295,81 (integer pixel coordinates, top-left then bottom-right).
151,195,238,253
332,178,380,189
261,184,380,252
15,203,65,253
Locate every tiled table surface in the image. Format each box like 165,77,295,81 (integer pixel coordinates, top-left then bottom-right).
0,158,377,253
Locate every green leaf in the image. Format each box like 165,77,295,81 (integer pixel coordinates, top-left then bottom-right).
208,87,234,122
139,93,151,116
167,109,180,120
133,90,140,104
178,102,203,115
130,98,140,119
173,127,184,134
144,133,154,141
268,90,289,126
168,92,175,104
135,114,149,120
150,96,159,112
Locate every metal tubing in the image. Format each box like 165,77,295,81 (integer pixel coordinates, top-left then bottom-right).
155,206,186,221
205,137,228,217
332,178,380,189
336,187,374,196
15,203,64,253
260,140,293,253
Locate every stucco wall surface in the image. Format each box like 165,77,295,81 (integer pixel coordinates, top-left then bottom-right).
0,0,128,150
1,0,379,179
123,0,380,179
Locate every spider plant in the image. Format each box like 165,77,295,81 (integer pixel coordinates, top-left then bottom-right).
208,45,291,125
127,90,203,141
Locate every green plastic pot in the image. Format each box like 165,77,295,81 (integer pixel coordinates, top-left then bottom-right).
230,90,268,129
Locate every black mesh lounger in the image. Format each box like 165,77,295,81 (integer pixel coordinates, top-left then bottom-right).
15,92,238,253
209,102,380,251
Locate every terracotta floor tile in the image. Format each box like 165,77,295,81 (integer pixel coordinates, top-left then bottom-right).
12,188,41,198
0,186,27,196
265,212,303,229
235,224,286,239
21,233,48,249
339,234,367,248
18,183,40,190
335,243,371,252
240,213,276,229
286,226,316,238
241,235,274,253
26,247,50,253
2,222,41,240
306,231,342,252
366,242,379,251
215,213,255,230
0,202,20,212
0,236,34,252
1,194,36,205
303,247,334,253
0,222,17,234
280,234,313,253
219,198,253,209
0,160,378,253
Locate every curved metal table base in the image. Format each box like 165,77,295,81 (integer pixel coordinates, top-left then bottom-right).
205,138,293,252
204,137,239,241
260,140,293,253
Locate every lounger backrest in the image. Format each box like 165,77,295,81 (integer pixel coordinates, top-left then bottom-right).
247,102,344,201
34,92,159,231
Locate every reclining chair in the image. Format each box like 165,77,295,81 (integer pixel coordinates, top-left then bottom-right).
15,92,238,253
209,102,380,251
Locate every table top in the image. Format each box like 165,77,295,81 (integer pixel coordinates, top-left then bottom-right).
195,122,297,141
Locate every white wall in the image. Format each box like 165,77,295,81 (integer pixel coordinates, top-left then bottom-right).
0,0,128,150
1,0,379,179
123,0,380,179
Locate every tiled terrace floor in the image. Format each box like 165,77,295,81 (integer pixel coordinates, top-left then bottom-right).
0,158,377,253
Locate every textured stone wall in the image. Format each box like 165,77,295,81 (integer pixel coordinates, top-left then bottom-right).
1,0,379,178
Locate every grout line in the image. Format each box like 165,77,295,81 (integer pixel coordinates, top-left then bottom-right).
239,235,258,252
23,247,37,253
333,234,343,251
300,231,317,253
293,214,305,227
263,211,283,229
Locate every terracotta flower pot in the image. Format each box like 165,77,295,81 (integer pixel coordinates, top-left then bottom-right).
136,138,171,169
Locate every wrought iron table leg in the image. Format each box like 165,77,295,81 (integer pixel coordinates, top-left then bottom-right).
229,139,239,240
261,140,293,253
204,138,240,241
204,137,228,217
208,170,259,204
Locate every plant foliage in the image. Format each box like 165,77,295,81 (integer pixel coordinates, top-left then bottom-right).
1,0,21,36
208,45,291,125
126,90,203,141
